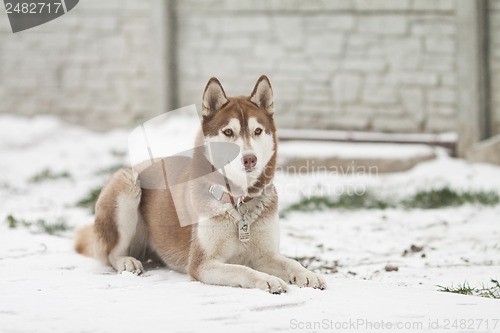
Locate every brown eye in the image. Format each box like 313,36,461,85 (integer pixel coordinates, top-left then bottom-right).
223,129,233,137
254,128,263,135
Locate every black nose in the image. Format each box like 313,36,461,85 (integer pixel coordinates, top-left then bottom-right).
242,154,257,171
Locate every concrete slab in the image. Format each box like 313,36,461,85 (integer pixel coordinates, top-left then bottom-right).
467,134,500,166
278,141,438,173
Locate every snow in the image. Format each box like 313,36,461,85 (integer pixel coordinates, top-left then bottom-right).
278,140,437,159
1,115,499,333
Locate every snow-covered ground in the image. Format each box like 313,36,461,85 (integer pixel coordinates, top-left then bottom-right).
1,115,499,333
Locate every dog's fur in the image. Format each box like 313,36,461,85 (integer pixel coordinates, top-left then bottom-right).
75,75,326,293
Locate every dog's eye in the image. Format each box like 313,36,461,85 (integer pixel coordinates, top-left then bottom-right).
223,129,233,137
254,128,263,136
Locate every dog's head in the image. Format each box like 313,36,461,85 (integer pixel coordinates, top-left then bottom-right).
201,75,277,194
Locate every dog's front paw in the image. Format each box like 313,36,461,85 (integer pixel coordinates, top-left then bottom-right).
115,256,144,275
256,276,288,294
290,270,326,290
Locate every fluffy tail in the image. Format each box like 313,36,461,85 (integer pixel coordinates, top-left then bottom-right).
75,225,95,257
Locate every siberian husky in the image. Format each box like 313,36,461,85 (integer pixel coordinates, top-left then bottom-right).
75,75,326,293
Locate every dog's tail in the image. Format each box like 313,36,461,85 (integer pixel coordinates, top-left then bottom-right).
74,225,95,257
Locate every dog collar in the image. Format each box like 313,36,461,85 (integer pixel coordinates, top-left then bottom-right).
208,185,252,209
209,185,253,242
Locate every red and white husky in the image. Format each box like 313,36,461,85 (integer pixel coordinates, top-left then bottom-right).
75,75,326,294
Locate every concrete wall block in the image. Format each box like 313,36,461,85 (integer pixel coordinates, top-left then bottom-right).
429,105,455,117
491,46,500,60
217,36,253,51
79,0,121,12
122,0,151,11
7,74,39,88
362,85,398,104
372,116,421,132
375,106,407,117
490,0,500,10
275,113,298,129
242,60,276,74
331,74,362,103
272,16,305,49
495,123,500,136
61,67,84,88
382,37,423,69
306,34,345,56
425,114,456,132
400,87,424,118
411,19,455,36
440,73,457,87
319,0,354,11
253,44,286,59
99,37,129,59
274,85,302,102
310,58,341,72
0,10,10,32
427,88,456,104
303,82,329,93
276,59,311,74
179,0,356,12
411,0,455,11
490,59,500,71
271,75,305,87
218,17,271,34
198,55,240,76
342,105,374,117
307,70,336,82
347,34,380,48
297,100,332,111
305,15,355,32
358,16,408,35
347,34,378,55
325,14,356,32
342,58,387,72
491,15,500,31
328,114,371,131
425,36,456,54
354,0,411,11
395,72,439,86
491,87,500,106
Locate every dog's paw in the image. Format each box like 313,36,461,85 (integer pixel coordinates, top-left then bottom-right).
289,270,326,290
256,276,288,294
116,256,144,275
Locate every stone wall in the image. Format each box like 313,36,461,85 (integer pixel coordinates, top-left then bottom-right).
0,0,491,138
0,0,167,130
176,0,458,133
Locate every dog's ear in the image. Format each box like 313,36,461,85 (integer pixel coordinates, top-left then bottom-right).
250,75,274,115
202,77,228,117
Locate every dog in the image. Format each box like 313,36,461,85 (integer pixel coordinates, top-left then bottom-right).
75,75,326,294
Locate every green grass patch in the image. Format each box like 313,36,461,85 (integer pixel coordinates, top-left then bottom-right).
5,214,69,235
280,192,392,218
29,168,71,183
110,149,126,158
280,187,500,217
437,279,500,299
76,187,101,213
403,187,500,209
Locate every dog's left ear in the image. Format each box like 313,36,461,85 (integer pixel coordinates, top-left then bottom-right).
250,75,274,115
